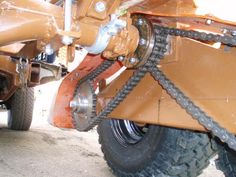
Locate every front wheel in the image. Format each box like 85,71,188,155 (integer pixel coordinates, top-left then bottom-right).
97,119,216,177
7,87,34,131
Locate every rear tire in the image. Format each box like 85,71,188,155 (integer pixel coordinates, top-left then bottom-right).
7,87,34,131
97,119,216,177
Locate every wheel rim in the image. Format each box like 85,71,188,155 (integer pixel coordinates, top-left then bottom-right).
110,119,148,147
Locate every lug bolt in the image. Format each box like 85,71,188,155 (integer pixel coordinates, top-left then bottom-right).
137,18,143,26
129,57,137,64
118,56,125,62
139,38,146,46
95,1,106,13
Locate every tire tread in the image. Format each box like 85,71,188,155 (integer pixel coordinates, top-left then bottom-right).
216,144,236,177
97,123,216,177
8,87,34,131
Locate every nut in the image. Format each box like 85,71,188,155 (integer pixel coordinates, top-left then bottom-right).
95,1,106,13
118,56,125,62
129,57,137,64
137,18,143,26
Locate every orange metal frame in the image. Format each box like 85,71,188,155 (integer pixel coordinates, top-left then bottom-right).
50,0,236,134
52,55,122,128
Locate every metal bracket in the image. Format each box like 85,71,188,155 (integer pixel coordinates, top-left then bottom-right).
85,14,127,54
16,58,29,87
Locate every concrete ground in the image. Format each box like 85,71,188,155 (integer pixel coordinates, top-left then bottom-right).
0,117,113,177
0,82,225,177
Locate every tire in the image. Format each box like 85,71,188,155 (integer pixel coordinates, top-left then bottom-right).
7,87,34,131
216,143,236,177
97,119,216,177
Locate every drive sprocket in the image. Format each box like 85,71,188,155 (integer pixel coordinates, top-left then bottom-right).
71,80,97,131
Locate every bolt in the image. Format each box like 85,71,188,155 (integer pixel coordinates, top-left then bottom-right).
95,1,106,13
222,29,228,34
62,36,73,46
139,38,146,46
118,56,125,62
206,19,212,25
137,18,143,26
232,31,236,36
129,57,137,64
70,100,78,108
45,44,54,55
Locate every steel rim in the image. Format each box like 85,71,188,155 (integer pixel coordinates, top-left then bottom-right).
110,119,148,147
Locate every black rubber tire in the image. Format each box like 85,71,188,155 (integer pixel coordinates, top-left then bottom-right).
7,87,34,131
97,119,216,177
216,143,236,177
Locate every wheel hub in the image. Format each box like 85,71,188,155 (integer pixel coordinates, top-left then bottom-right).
119,15,155,68
110,119,148,147
70,81,96,131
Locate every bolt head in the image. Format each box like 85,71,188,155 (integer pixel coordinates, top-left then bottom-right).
118,56,125,62
232,31,236,36
222,29,228,34
62,36,73,45
137,18,143,26
139,38,146,46
45,44,54,55
129,57,137,64
206,19,212,25
70,100,76,108
95,1,106,13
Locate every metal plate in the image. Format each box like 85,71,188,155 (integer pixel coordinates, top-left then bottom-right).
71,81,96,131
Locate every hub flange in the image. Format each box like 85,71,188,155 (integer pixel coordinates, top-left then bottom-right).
70,81,96,131
119,15,155,68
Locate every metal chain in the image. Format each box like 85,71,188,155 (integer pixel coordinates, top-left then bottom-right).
150,26,236,150
150,66,236,150
73,21,236,151
78,60,115,85
72,60,115,130
82,29,168,131
157,25,236,46
72,59,115,98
